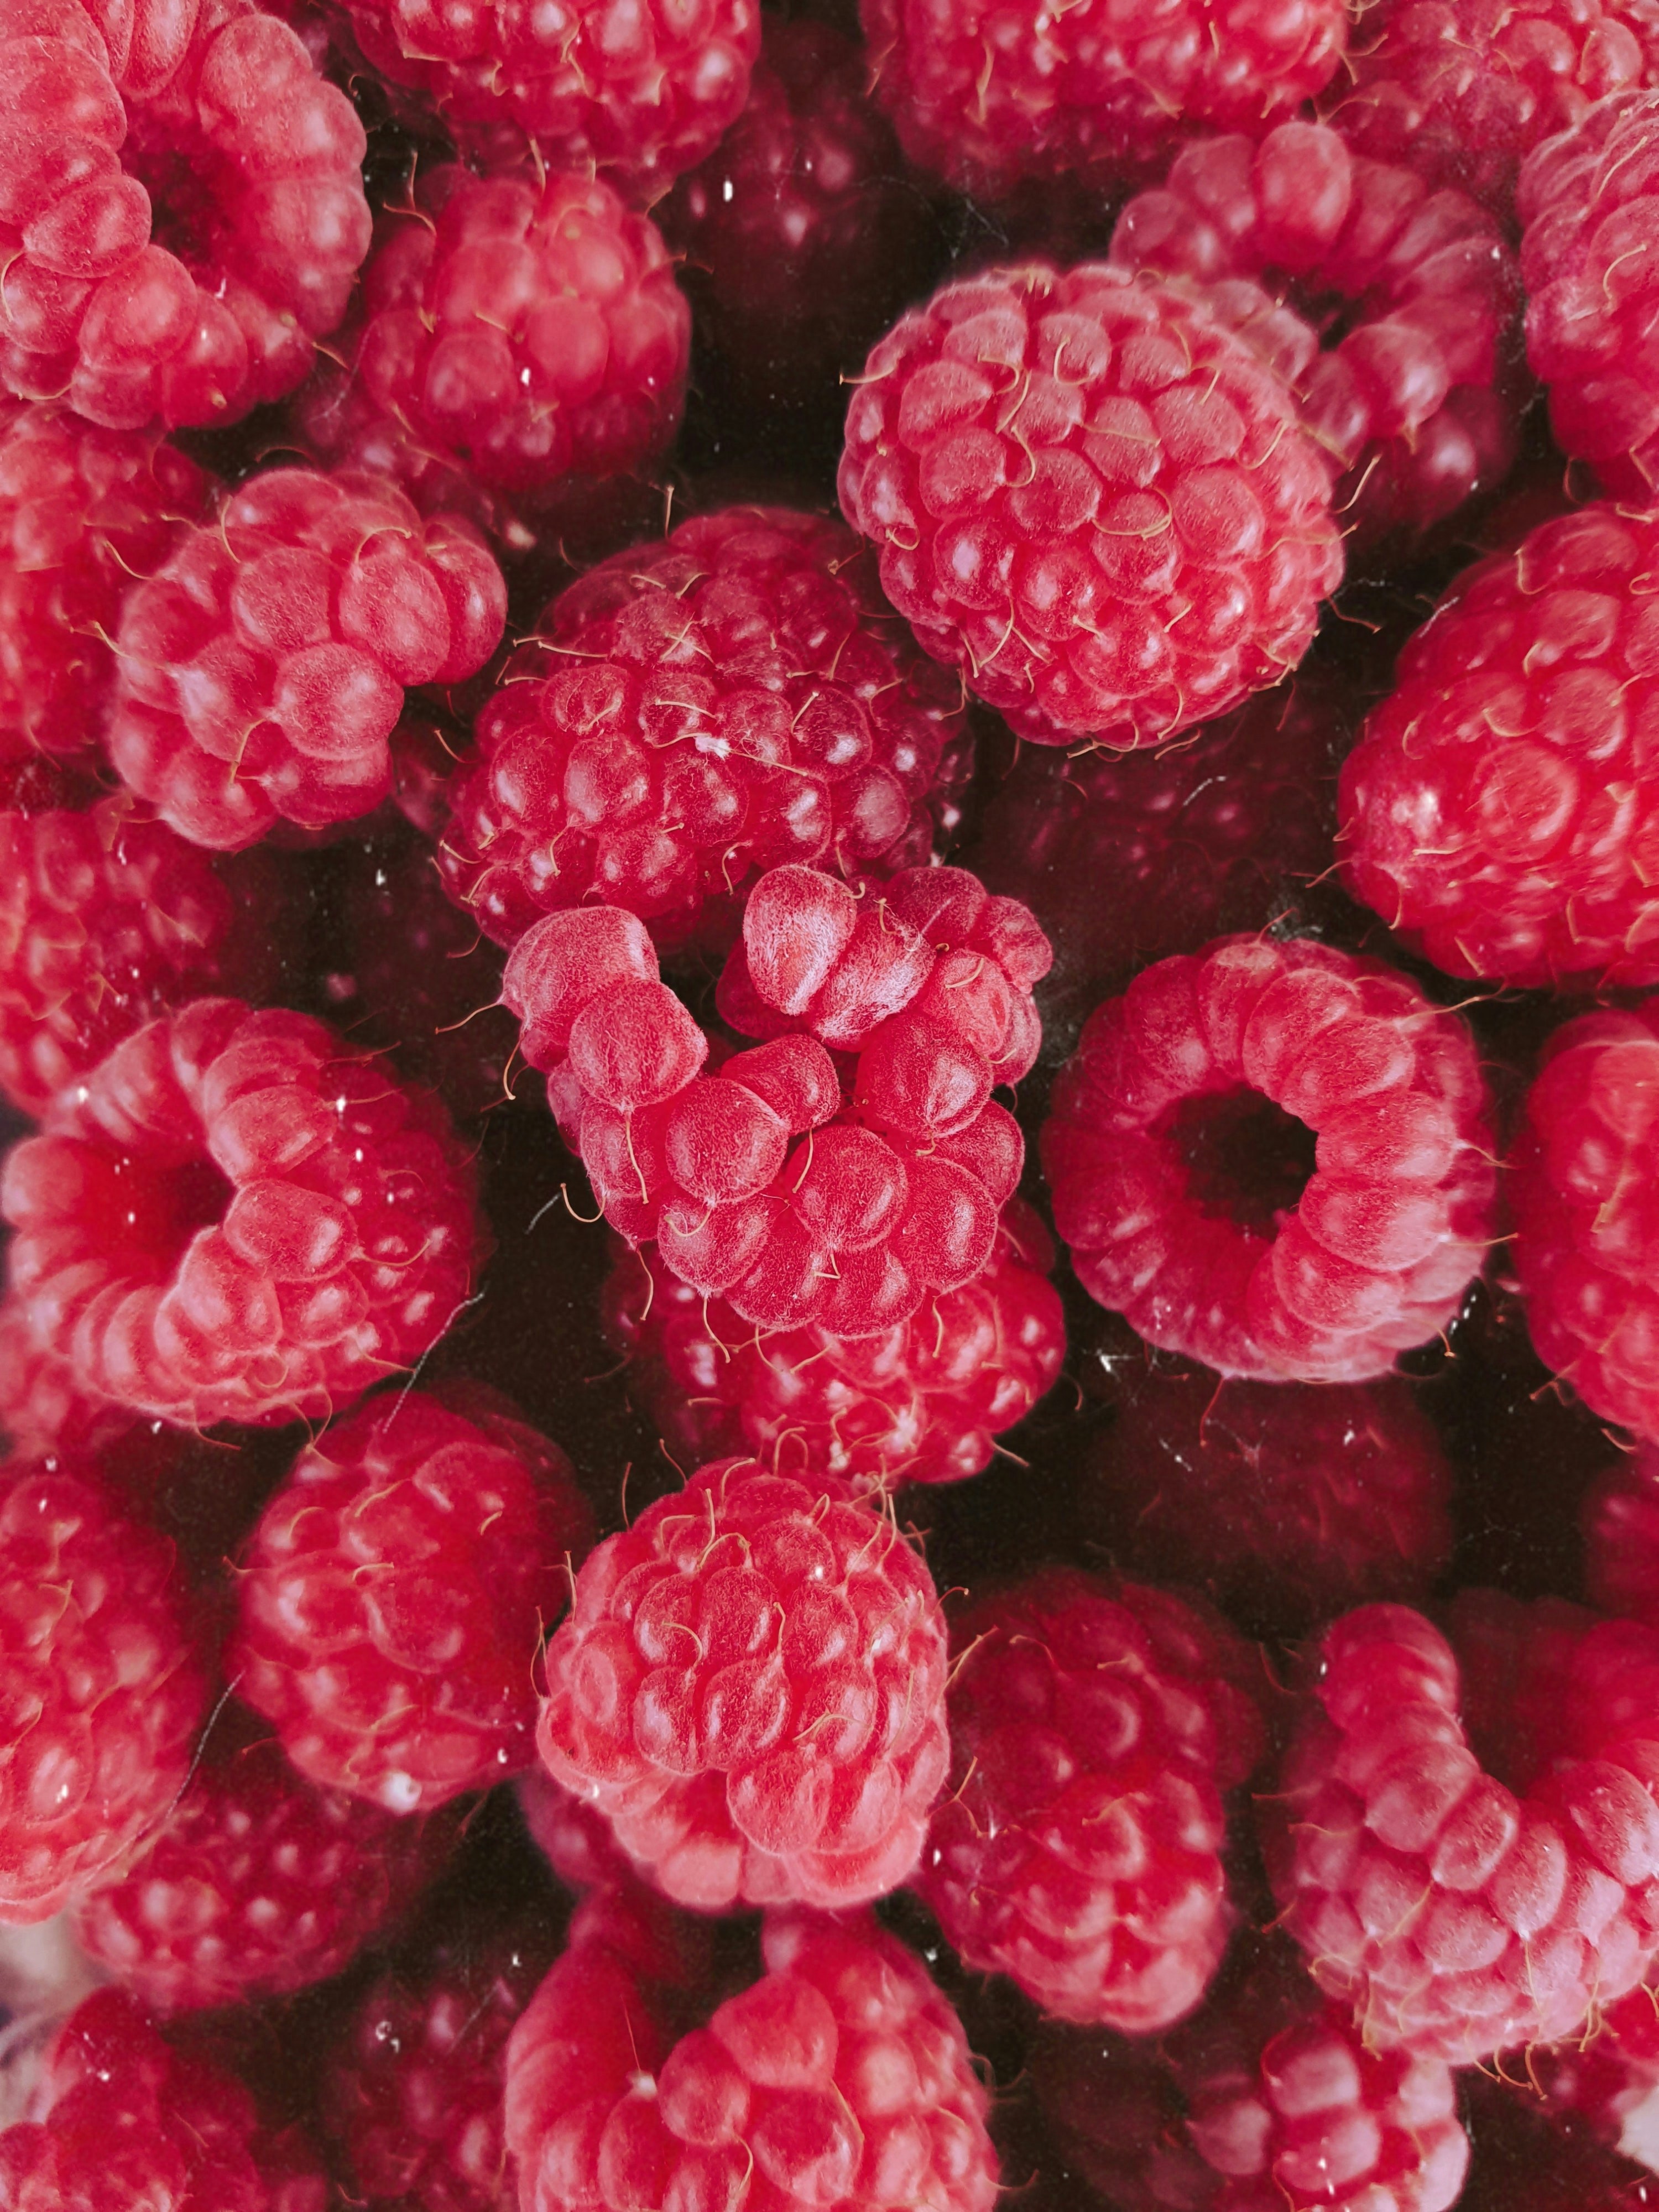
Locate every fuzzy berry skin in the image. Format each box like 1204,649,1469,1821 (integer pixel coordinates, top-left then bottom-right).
1109,122,1524,542
916,1568,1263,2032
1044,935,1498,1382
1088,1373,1455,1641
107,467,507,851
537,1459,950,1912
862,0,1348,204
294,167,688,554
602,1206,1066,1493
0,404,208,768
0,1462,208,1925
229,1387,593,1812
69,1718,451,2014
1339,500,1659,992
1509,1002,1659,1441
0,0,370,432
838,264,1344,751
441,507,971,958
1264,1601,1659,2064
0,1986,328,2210
1,998,483,1431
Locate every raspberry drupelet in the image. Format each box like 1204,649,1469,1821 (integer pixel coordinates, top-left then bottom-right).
536,1458,950,1912
1,998,484,1430
838,264,1344,751
1509,1000,1659,1442
1043,935,1499,1383
294,166,689,554
915,1567,1265,2032
861,0,1349,204
440,506,972,959
107,467,507,852
0,0,371,432
229,1386,593,1812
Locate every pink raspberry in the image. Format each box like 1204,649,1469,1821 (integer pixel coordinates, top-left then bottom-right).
440,506,972,957
1509,1001,1659,1441
838,264,1344,750
0,402,208,767
294,166,689,554
229,1386,593,1812
1532,1976,1659,2172
1521,90,1659,498
537,1458,950,1912
0,0,370,432
1339,499,1659,992
106,467,507,851
1,998,484,1430
916,1568,1263,2032
1089,1370,1455,1640
504,1903,997,2212
861,0,1348,204
1042,935,1499,1382
0,1460,208,1924
601,1204,1066,1491
516,1766,636,1892
1109,122,1524,541
0,1986,328,2210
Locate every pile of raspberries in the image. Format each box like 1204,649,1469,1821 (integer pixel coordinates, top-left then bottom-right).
14,0,1659,2206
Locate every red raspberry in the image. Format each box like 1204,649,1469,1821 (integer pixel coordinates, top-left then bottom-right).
106,467,507,851
1263,1601,1659,2063
601,1204,1066,1492
1042,935,1499,1382
294,167,689,554
838,264,1344,750
0,1298,140,1462
1109,122,1524,541
0,1986,328,2210
1533,1977,1659,2172
1,998,484,1430
0,403,208,768
536,1458,950,1912
229,1386,593,1812
69,1716,452,2014
440,506,972,958
917,1568,1264,2032
0,0,370,432
517,1766,636,1893
1509,1001,1659,1441
861,0,1348,204
1521,90,1659,498
505,1903,997,2212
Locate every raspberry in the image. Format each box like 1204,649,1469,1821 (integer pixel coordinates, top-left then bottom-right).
1521,90,1659,499
106,467,507,851
1108,122,1524,541
1534,1978,1659,2172
0,1986,328,2210
0,0,370,432
0,1297,140,1462
504,1903,998,2212
1262,1601,1659,2063
0,775,290,1118
1338,500,1659,992
1,998,484,1430
69,1714,452,2013
915,1567,1263,2032
838,264,1344,750
536,1458,950,1911
0,403,208,768
1509,1001,1659,1441
1086,1371,1456,1639
860,0,1349,204
602,1206,1065,1493
294,166,689,554
440,506,972,957
1042,935,1499,1382
0,1461,208,1924
517,1765,636,1893
229,1386,593,1812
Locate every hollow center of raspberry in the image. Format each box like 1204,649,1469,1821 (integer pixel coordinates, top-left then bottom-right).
109,1151,233,1275
1159,1086,1318,1236
121,117,225,269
